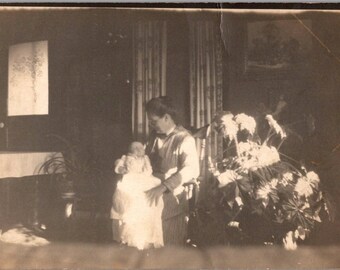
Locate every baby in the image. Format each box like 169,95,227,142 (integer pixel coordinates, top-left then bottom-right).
114,141,152,175
111,142,163,250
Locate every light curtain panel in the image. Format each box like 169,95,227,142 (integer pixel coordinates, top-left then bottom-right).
132,21,167,141
8,40,49,116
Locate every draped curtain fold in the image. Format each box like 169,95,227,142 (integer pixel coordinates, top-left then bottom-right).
132,21,167,141
189,21,223,188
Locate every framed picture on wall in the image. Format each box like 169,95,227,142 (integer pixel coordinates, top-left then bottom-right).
244,19,313,78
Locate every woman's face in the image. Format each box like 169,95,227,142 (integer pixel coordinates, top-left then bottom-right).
147,113,169,134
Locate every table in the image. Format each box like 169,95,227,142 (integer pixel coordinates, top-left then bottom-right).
0,151,63,227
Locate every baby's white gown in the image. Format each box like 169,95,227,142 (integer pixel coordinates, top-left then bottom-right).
111,172,164,250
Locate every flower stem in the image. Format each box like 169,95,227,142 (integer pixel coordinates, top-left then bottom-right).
234,136,240,157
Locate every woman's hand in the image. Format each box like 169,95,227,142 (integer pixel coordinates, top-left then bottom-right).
145,184,167,206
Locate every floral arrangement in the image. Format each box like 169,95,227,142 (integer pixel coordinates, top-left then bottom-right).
208,111,332,249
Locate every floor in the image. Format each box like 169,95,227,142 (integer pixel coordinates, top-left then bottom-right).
0,241,340,269
1,215,340,269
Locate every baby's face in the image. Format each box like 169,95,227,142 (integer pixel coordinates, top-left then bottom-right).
129,142,145,157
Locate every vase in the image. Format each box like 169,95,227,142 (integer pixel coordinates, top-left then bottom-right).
59,179,75,199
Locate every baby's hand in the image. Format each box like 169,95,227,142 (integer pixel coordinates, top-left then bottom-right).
116,166,127,174
114,156,127,174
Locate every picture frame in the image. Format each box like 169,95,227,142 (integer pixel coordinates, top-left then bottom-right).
243,18,313,78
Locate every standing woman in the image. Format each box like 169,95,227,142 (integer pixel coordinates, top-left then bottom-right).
145,96,199,246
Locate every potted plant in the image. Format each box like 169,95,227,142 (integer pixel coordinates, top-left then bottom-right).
37,135,106,240
38,134,102,212
206,111,334,249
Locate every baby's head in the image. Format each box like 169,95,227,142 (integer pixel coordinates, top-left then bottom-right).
128,141,145,157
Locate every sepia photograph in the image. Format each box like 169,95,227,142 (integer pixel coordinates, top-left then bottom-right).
0,4,339,269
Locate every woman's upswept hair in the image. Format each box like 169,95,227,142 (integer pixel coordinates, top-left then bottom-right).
145,96,178,123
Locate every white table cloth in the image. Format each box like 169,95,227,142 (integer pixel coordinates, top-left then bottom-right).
0,152,62,179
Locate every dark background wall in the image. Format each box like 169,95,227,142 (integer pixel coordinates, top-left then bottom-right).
0,10,133,166
0,8,339,169
222,11,340,163
0,9,195,166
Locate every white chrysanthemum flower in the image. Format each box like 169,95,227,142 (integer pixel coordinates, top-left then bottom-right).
306,171,320,188
216,113,238,140
217,170,242,188
294,226,306,240
221,114,238,140
238,141,256,155
221,113,234,122
280,172,294,186
235,196,244,207
228,221,240,228
283,231,297,250
256,183,272,200
280,178,289,187
283,172,294,182
237,145,280,171
265,114,287,139
257,145,280,167
234,113,257,135
295,177,314,197
237,156,258,172
270,178,278,188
